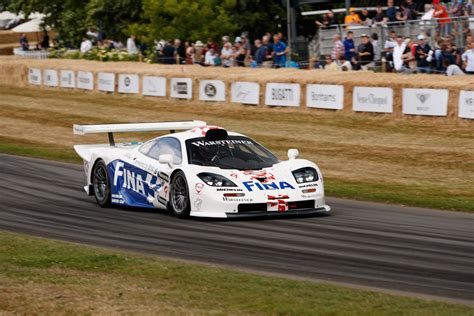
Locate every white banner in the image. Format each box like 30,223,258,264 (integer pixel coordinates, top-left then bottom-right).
28,68,41,85
142,76,166,97
306,84,344,110
402,88,448,116
199,80,226,102
60,70,75,88
170,78,192,99
98,72,115,92
43,69,58,87
77,71,94,90
265,83,301,107
353,87,393,113
458,90,474,119
118,74,139,94
231,82,260,105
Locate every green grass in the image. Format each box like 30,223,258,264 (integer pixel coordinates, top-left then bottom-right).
0,231,472,315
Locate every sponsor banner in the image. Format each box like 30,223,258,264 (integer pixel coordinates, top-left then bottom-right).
28,68,41,85
353,87,393,113
199,80,226,102
306,84,344,110
77,71,94,90
60,70,75,88
170,78,192,99
142,76,166,97
43,69,58,87
231,81,260,105
402,88,448,116
265,83,301,107
118,74,139,94
98,72,115,92
458,90,474,119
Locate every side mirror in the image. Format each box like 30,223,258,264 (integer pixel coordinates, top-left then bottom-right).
288,149,299,160
158,154,173,167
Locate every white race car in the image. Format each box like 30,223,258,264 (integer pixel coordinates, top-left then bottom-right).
73,121,330,218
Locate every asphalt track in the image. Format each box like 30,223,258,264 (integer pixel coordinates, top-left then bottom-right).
0,154,473,304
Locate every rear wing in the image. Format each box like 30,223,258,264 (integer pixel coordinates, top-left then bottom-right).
73,120,207,146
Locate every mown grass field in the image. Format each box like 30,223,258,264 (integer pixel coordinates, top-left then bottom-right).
0,231,472,315
0,85,472,211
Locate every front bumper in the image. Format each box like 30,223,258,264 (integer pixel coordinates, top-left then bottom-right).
190,205,331,219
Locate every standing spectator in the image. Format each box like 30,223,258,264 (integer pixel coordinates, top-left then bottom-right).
174,39,186,64
436,42,455,72
235,40,247,67
402,38,417,71
80,37,92,53
386,0,398,23
372,33,381,63
185,41,194,64
222,35,230,47
207,38,218,52
19,33,29,51
254,39,267,67
316,10,337,29
373,5,388,25
127,35,138,55
384,31,398,65
220,42,233,67
357,34,375,70
433,0,451,36
462,41,474,74
344,8,361,25
331,34,344,63
415,34,433,73
40,33,49,49
343,31,356,62
272,34,289,68
445,59,465,75
393,36,407,72
241,33,251,62
194,41,205,64
204,48,217,66
450,0,466,17
359,8,371,25
405,0,419,20
162,40,175,64
262,35,274,68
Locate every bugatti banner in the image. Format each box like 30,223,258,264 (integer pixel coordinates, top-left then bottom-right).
77,71,94,90
43,69,58,87
28,68,41,85
142,76,166,97
231,81,260,105
353,87,393,113
458,90,474,119
118,74,139,94
402,88,448,116
170,78,192,99
60,70,75,88
98,72,115,92
265,83,301,107
306,84,344,110
199,80,226,102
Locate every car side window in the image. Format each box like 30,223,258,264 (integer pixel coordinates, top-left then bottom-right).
143,137,182,165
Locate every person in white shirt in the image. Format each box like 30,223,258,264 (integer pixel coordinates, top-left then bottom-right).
80,37,92,53
127,35,138,55
393,36,407,72
220,42,233,67
204,48,217,66
462,42,474,74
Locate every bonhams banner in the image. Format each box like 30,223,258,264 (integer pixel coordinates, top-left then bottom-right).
402,88,448,116
265,83,301,107
142,76,166,97
43,69,58,87
28,68,41,85
231,82,260,105
353,87,393,113
98,72,115,92
306,84,344,110
199,80,226,102
60,70,75,88
77,71,94,90
170,78,192,99
458,90,474,119
118,74,139,94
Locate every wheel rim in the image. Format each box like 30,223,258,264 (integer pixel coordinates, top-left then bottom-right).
171,175,188,213
93,165,108,200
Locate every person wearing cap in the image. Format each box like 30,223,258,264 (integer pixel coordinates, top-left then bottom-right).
415,34,433,73
344,8,361,25
193,41,205,64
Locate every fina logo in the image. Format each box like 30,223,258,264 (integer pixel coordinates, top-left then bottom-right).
416,93,430,104
243,181,295,192
113,161,156,196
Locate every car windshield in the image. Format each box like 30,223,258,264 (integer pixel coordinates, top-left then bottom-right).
186,136,279,170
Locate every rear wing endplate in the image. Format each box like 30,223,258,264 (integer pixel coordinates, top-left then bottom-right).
73,120,207,146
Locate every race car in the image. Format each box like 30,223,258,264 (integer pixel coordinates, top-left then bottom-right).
73,121,330,218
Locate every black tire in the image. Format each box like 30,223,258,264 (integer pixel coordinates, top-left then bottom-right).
169,171,190,218
92,160,111,207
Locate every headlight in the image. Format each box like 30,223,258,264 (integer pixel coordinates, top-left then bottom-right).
197,173,237,187
292,167,319,184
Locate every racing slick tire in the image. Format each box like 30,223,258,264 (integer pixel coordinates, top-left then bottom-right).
92,160,111,208
169,170,191,218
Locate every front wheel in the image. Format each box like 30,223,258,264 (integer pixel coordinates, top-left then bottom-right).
92,160,111,207
169,171,190,218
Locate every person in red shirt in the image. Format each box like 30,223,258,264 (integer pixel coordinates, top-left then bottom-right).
433,0,452,36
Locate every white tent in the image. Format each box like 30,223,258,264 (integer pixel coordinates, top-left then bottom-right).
0,11,19,20
11,18,50,33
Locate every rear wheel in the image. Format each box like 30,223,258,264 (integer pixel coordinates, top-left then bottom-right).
170,171,190,218
92,160,111,207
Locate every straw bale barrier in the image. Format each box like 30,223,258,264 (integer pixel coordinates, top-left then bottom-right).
0,56,472,119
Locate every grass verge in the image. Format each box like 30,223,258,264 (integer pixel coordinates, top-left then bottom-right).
0,231,472,315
